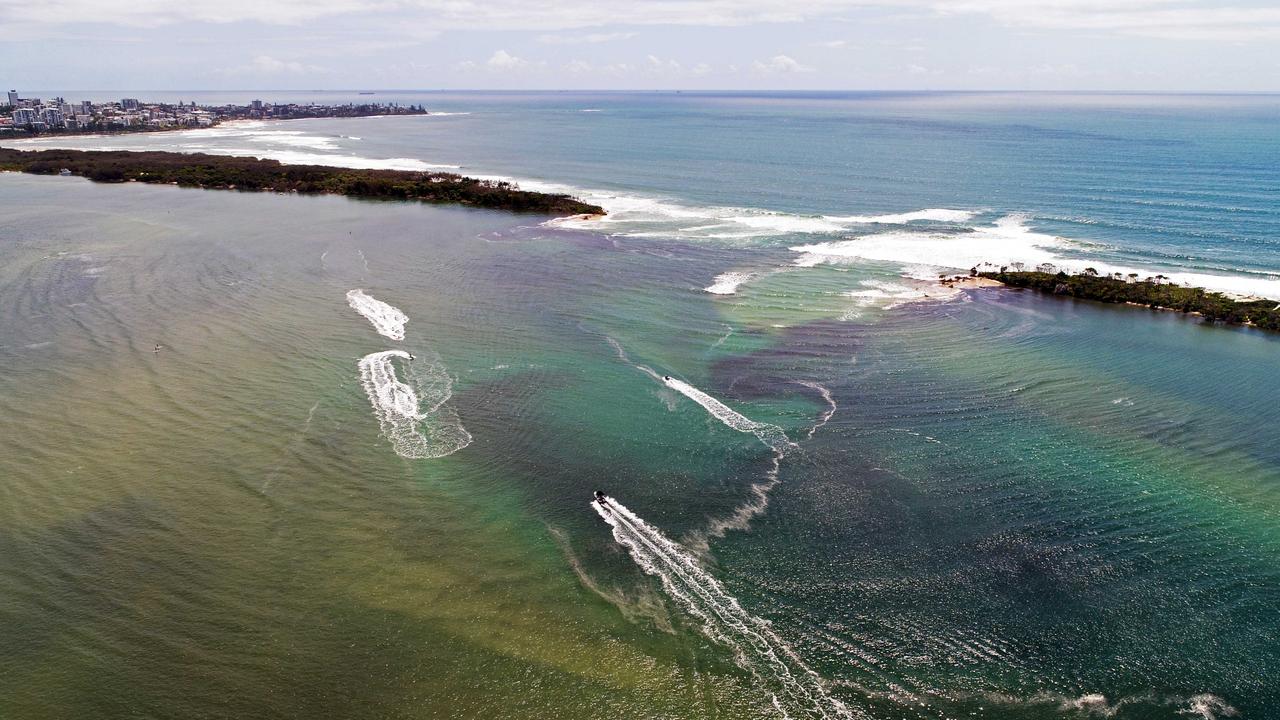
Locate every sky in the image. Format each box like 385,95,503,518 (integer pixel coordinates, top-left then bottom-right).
2,0,1279,92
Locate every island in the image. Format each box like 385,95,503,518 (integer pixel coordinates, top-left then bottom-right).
0,148,606,216
967,268,1280,331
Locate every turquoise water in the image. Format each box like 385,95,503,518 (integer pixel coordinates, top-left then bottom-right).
1,93,1278,719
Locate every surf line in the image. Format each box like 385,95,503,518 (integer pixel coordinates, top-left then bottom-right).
593,495,858,719
357,349,471,459
347,289,408,341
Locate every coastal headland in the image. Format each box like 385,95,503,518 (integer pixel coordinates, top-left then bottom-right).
0,147,605,216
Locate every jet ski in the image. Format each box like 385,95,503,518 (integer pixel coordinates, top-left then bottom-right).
593,490,607,505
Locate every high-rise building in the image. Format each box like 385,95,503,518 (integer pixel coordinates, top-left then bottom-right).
12,107,38,125
121,98,140,110
6,90,18,106
42,108,65,127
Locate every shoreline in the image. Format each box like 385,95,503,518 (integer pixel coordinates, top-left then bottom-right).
972,270,1279,332
0,147,605,217
1,108,429,140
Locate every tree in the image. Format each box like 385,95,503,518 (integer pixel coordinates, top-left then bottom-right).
1083,267,1098,277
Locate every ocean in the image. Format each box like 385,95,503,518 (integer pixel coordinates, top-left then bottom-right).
1,91,1277,719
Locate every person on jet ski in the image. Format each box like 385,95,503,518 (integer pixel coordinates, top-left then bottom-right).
594,490,607,505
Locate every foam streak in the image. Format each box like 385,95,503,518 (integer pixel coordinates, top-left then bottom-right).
346,289,407,341
662,376,794,452
357,350,471,459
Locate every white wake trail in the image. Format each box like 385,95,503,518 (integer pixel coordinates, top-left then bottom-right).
346,289,408,341
661,376,794,452
794,381,837,440
593,496,857,719
357,350,471,459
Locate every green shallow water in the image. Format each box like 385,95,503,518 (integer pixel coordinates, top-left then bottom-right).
1,174,1277,719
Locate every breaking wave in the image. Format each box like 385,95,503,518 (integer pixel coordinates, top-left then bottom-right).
6,123,462,172
346,289,408,341
827,208,979,224
357,350,471,459
592,496,857,719
545,193,976,241
705,271,756,295
791,215,1280,300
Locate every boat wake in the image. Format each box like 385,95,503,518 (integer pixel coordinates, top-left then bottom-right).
593,496,857,719
357,350,471,459
347,289,407,341
603,336,840,546
794,380,838,440
660,375,794,453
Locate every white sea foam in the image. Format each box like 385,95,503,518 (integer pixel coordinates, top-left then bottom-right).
795,380,837,440
357,350,471,459
1182,694,1239,720
346,289,408,341
544,192,977,242
791,214,1280,300
5,127,462,172
705,271,755,295
593,496,856,719
843,280,958,309
710,324,735,350
826,208,979,224
791,215,1060,270
662,376,793,451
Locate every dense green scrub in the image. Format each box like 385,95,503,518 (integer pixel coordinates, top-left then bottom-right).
979,270,1280,331
0,148,605,216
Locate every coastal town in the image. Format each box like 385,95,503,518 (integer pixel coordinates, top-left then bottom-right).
0,90,428,135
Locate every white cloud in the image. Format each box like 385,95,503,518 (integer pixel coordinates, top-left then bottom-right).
537,31,636,44
3,0,1279,42
486,49,528,69
646,54,682,73
1029,62,1084,76
213,54,325,76
814,39,849,48
752,54,814,73
932,1,1280,40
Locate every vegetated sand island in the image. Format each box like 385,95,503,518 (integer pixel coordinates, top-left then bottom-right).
0,147,605,217
968,269,1280,332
